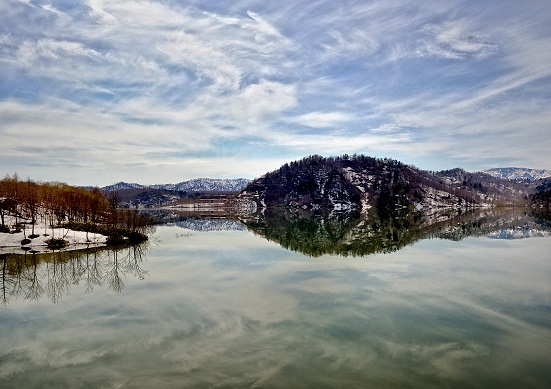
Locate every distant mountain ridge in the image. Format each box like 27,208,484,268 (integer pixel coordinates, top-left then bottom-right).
102,182,146,191
98,161,550,211
102,178,250,193
483,167,551,181
101,168,549,193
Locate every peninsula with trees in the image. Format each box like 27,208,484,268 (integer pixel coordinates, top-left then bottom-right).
0,174,154,253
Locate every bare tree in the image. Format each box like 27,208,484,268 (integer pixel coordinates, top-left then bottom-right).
22,179,41,237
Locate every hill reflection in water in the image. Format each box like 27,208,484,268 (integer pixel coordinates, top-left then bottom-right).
9,208,546,304
239,208,551,257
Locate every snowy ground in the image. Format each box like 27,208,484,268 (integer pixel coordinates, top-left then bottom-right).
0,216,107,254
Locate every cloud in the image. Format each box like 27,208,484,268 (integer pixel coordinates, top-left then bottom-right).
266,125,416,158
16,38,103,65
229,81,297,123
286,111,355,129
246,10,284,40
0,0,549,184
418,20,498,60
88,0,117,25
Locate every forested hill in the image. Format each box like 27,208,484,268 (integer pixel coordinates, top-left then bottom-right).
238,155,538,212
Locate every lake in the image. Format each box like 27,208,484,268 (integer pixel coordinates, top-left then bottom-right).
1,209,550,388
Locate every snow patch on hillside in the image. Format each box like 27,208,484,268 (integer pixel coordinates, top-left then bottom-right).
483,167,551,181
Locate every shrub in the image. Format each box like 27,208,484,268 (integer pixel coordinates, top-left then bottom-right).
105,233,127,246
127,231,148,244
46,238,68,250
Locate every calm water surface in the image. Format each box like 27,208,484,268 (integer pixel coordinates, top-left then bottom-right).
1,212,550,388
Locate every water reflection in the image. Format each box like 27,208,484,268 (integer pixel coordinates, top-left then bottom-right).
0,211,550,387
2,209,547,305
240,208,551,257
0,244,149,305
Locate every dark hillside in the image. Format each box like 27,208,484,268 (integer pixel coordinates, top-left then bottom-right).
239,154,533,212
530,179,551,209
245,155,360,210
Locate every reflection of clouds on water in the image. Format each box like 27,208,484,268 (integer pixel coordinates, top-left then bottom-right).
382,340,490,381
0,226,550,387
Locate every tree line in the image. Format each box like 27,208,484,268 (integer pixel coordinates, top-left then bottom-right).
0,174,154,244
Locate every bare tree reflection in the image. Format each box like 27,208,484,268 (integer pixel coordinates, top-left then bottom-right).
46,252,71,303
106,249,124,293
124,244,149,281
0,242,150,305
106,242,150,292
6,253,25,302
83,250,103,294
0,254,13,305
23,252,44,301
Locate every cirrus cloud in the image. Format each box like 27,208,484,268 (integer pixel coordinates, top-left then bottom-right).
0,0,549,185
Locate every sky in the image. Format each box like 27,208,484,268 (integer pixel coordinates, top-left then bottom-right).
1,0,550,186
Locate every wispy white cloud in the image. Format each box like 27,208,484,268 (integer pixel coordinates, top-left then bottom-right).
16,38,103,65
286,111,356,129
417,20,498,60
0,0,549,184
88,0,117,25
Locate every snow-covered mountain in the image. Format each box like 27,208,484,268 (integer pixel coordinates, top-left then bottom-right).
154,178,250,192
102,182,145,191
483,167,551,181
102,178,250,192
